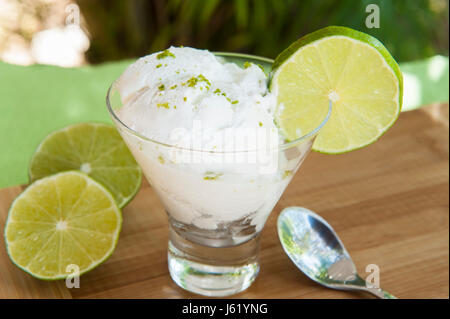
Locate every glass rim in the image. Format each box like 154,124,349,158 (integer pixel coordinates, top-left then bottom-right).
106,52,332,153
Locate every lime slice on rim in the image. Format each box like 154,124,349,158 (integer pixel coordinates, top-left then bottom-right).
29,123,142,208
271,26,403,154
4,171,122,280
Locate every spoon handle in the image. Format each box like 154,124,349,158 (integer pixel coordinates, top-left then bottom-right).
363,287,396,299
346,276,397,299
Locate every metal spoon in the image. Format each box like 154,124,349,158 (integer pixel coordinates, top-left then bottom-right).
277,206,396,299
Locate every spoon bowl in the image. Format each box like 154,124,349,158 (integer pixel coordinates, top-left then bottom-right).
277,207,396,299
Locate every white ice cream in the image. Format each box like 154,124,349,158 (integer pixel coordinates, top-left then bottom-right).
117,46,278,151
114,47,312,244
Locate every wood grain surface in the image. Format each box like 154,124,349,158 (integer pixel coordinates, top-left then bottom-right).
0,104,448,299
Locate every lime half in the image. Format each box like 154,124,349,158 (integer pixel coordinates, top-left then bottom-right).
271,26,403,153
4,171,122,280
29,123,142,207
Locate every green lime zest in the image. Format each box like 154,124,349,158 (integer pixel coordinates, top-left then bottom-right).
203,172,223,180
157,49,175,59
157,102,170,109
184,74,211,89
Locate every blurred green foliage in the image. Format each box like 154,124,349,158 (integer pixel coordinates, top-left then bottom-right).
77,0,449,63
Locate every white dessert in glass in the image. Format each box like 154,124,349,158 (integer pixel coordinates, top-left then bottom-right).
106,47,330,296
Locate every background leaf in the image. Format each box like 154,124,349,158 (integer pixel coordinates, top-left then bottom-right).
74,0,448,64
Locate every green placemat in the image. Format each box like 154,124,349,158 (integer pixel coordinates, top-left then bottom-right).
0,60,131,188
0,56,448,188
401,55,449,111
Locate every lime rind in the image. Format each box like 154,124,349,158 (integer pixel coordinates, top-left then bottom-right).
271,26,403,154
28,122,142,208
4,171,122,280
272,26,403,105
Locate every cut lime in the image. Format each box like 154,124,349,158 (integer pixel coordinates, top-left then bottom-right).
4,171,122,280
271,26,403,154
29,123,142,207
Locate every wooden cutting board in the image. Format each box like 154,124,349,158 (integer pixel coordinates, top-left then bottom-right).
0,104,448,299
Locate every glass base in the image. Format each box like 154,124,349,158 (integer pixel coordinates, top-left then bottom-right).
168,224,260,297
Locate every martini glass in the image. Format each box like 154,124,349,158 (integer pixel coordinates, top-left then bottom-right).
106,53,331,296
